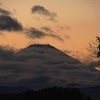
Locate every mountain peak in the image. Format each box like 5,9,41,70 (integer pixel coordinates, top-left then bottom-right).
28,44,55,49
17,44,83,65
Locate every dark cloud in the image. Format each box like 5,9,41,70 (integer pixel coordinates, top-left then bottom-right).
31,5,57,21
29,76,52,84
0,45,15,61
25,27,63,41
0,7,23,31
0,8,11,15
11,76,53,90
41,26,63,41
0,15,23,31
25,27,46,38
49,33,63,41
87,60,100,70
14,53,49,62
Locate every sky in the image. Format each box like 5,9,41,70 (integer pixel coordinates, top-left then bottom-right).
0,0,100,62
0,0,100,90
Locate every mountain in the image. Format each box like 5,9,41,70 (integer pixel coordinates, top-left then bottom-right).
13,44,88,88
0,44,100,91
15,44,83,64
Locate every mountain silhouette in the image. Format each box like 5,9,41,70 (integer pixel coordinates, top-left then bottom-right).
0,44,99,100
0,44,91,91
11,44,89,89
15,44,83,64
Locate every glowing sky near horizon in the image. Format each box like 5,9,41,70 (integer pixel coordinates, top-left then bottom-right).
0,0,100,63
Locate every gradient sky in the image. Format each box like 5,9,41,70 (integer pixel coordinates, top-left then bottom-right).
0,0,100,91
0,0,100,63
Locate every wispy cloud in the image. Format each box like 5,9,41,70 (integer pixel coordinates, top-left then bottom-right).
25,27,63,41
31,5,57,21
0,2,2,6
41,26,53,32
0,32,4,35
25,27,47,39
48,33,63,42
0,6,63,41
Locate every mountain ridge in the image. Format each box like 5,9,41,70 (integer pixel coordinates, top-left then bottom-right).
16,44,84,65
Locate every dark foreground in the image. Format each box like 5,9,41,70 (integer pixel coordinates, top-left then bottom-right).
0,86,91,100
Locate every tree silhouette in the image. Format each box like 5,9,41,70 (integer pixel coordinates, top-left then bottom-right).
0,86,91,100
87,36,100,57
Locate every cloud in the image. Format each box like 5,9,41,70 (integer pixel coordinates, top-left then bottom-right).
48,33,63,41
0,15,23,31
41,27,53,32
0,8,11,15
25,27,63,41
12,75,53,90
0,7,23,31
65,35,70,39
0,2,2,6
66,26,71,30
25,27,46,39
41,26,63,41
31,5,57,21
88,60,100,69
0,32,4,35
13,9,17,15
0,45,15,61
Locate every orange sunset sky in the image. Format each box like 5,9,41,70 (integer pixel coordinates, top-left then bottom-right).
0,0,100,63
